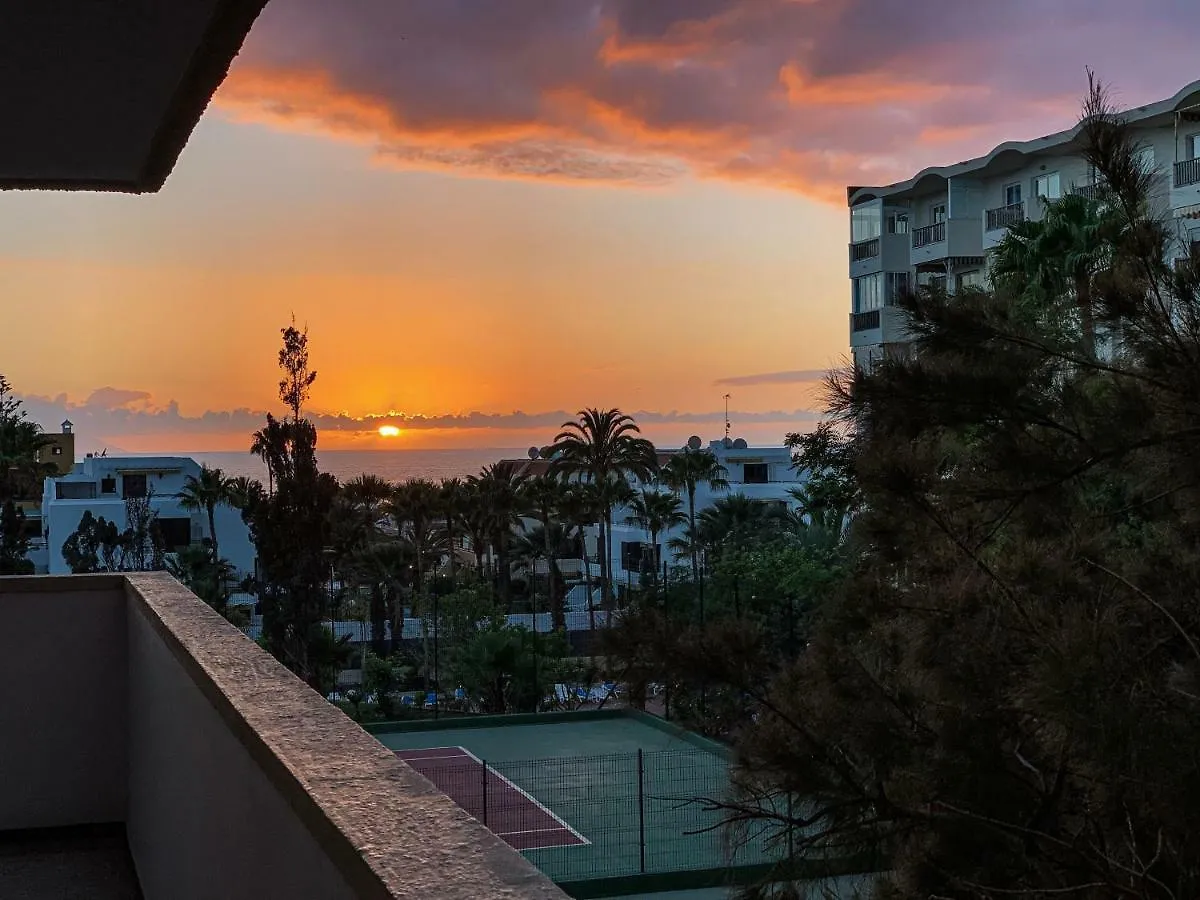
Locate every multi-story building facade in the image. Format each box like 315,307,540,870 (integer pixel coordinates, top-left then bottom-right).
847,78,1200,369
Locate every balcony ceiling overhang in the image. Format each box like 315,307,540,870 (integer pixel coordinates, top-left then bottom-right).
0,0,268,193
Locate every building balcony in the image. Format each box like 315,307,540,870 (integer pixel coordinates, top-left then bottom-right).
911,221,945,249
0,573,564,900
849,303,908,349
849,231,910,279
1072,183,1108,201
910,217,984,268
849,237,879,263
1175,159,1200,189
985,202,1025,232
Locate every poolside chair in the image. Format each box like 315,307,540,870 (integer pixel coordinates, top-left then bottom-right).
423,691,438,710
553,683,572,708
401,694,414,708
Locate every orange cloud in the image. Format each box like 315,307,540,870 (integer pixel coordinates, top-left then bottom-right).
218,0,1200,203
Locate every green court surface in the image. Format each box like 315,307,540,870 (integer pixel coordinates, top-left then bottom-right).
374,712,786,889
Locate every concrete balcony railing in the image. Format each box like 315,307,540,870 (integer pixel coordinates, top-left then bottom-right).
0,573,564,900
1175,158,1200,189
985,202,1025,232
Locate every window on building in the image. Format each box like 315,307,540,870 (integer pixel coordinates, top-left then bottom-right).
743,463,769,484
1033,172,1061,200
156,518,192,552
850,204,882,243
958,270,986,291
100,477,116,494
55,482,97,500
620,541,651,572
853,272,884,313
122,473,148,499
886,271,910,304
931,203,947,224
1189,134,1200,160
1004,183,1022,206
886,213,909,234
50,446,63,456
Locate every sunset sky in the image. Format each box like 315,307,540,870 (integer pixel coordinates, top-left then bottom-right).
4,0,1198,453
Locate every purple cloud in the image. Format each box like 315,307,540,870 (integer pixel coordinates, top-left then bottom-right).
214,0,1200,201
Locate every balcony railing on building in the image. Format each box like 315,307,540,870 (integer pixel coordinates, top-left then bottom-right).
985,202,1025,232
912,221,946,249
1072,182,1108,201
851,309,881,332
850,237,880,262
1175,159,1200,189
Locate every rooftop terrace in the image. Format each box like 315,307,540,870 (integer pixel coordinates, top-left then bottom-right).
0,573,565,899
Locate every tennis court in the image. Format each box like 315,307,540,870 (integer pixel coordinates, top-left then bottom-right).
377,712,785,885
394,746,588,851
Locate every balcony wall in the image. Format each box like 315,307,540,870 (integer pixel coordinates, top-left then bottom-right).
0,573,565,900
910,217,983,267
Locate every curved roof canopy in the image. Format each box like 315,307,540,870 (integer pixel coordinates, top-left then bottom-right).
848,79,1200,207
0,0,268,193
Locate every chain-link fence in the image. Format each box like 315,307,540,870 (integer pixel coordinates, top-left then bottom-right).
398,746,789,884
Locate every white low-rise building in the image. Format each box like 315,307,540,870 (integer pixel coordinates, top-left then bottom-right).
40,455,255,576
606,438,801,587
501,436,804,594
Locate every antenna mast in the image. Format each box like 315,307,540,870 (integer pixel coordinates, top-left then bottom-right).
724,393,731,442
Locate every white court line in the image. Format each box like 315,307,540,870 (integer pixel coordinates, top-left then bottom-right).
451,746,592,847
495,826,572,837
395,753,480,764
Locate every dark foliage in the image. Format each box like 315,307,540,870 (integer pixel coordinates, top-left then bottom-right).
722,78,1200,898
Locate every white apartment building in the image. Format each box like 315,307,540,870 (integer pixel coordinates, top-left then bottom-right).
605,438,802,589
847,78,1200,370
500,437,804,598
39,455,255,576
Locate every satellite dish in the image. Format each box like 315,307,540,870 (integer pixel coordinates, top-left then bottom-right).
733,438,748,449
723,437,733,448
686,435,702,450
539,445,553,459
528,446,539,459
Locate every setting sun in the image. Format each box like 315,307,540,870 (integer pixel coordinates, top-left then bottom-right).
378,425,401,438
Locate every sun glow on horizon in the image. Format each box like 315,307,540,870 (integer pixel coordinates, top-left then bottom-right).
378,424,402,437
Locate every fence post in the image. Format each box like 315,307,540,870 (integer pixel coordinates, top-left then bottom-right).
482,758,488,827
786,791,794,868
637,749,646,874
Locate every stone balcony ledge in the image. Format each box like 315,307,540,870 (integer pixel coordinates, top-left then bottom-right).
0,573,566,900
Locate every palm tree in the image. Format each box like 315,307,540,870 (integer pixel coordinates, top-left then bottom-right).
459,480,491,576
550,408,656,606
387,479,440,615
226,476,261,512
626,489,685,582
250,428,273,495
559,482,600,630
178,464,235,564
510,522,573,630
521,475,564,622
660,447,728,583
438,477,466,580
469,462,528,608
992,192,1119,358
